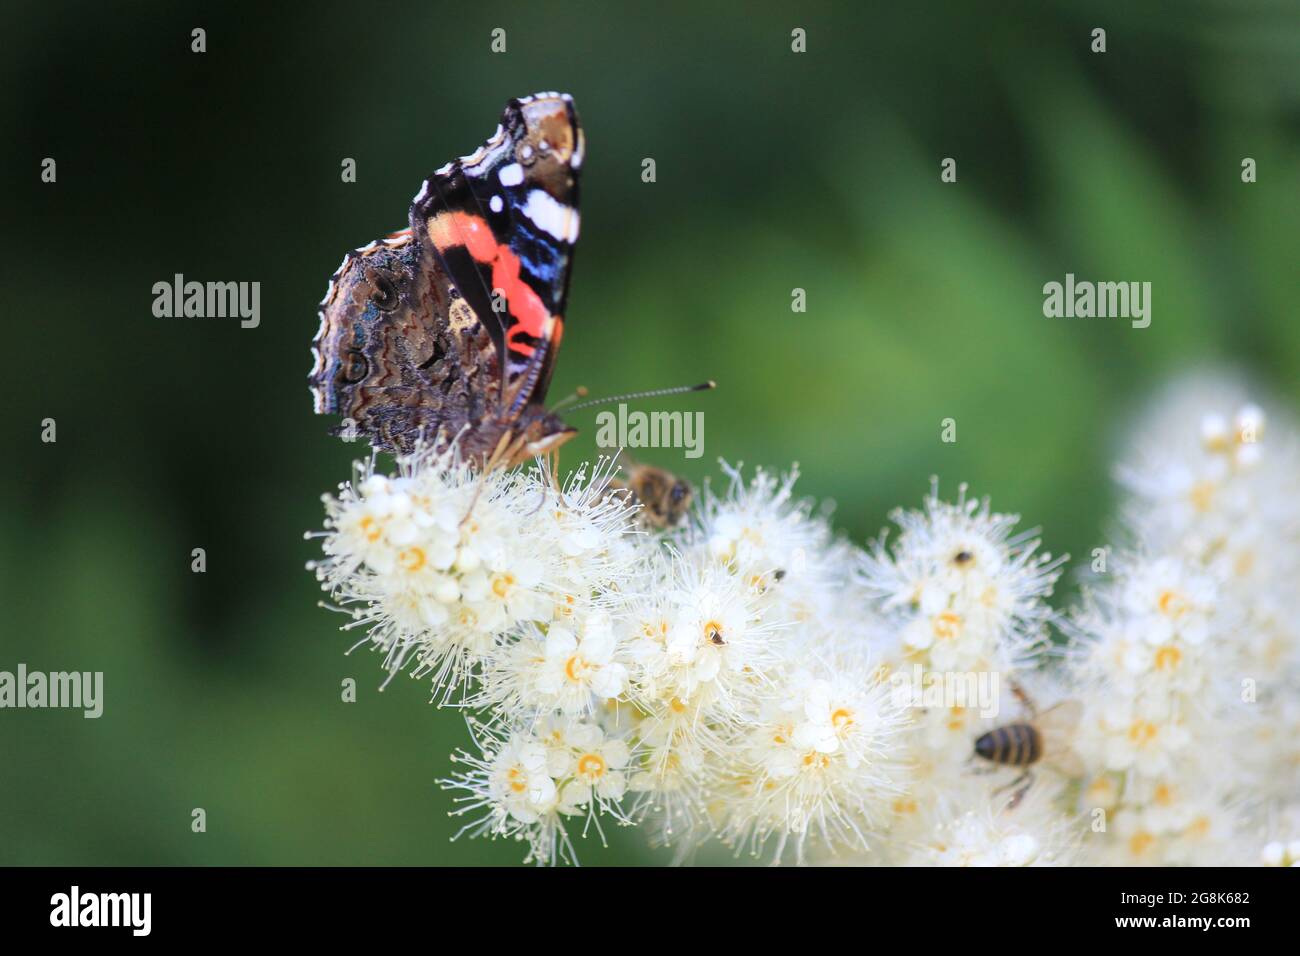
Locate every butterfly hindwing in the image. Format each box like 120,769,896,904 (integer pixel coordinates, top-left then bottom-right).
308,228,497,450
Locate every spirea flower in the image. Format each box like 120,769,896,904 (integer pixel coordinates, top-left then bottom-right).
1065,379,1300,865
311,450,638,699
309,372,1299,866
712,656,910,863
474,609,629,719
441,715,633,866
901,783,1081,867
859,480,1065,674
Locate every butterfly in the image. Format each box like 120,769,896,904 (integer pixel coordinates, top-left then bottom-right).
309,92,583,467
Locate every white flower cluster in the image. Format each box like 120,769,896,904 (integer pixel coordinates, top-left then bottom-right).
856,481,1078,862
1066,377,1300,865
309,375,1299,866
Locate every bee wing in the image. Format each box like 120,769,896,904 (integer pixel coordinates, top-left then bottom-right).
1036,700,1084,776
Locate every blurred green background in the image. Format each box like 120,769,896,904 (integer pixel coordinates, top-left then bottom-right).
2,0,1297,865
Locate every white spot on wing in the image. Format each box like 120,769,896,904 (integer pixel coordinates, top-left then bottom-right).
498,163,524,187
520,189,578,243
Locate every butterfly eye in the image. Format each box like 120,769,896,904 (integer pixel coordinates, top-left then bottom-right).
670,482,689,504
370,273,399,312
340,349,370,384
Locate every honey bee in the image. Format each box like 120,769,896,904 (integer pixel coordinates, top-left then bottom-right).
608,457,693,529
973,682,1082,808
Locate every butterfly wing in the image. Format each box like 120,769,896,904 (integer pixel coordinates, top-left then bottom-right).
308,227,495,453
310,92,582,455
409,91,582,419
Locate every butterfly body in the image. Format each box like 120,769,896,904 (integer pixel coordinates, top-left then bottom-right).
310,92,582,466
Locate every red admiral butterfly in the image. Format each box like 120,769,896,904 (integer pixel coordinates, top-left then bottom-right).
310,92,583,467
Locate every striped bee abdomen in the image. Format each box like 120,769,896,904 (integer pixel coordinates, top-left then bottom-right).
974,723,1042,767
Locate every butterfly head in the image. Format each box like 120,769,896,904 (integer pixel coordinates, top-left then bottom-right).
505,404,577,466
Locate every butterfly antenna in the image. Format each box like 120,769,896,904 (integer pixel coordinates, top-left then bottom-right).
567,381,716,412
550,386,590,412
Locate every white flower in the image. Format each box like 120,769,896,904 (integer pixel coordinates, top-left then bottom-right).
625,551,783,718
714,659,909,863
442,715,633,865
477,610,629,718
860,480,1064,673
442,724,572,866
904,783,1080,867
556,722,633,811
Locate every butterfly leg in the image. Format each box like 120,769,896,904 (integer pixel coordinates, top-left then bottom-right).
459,444,503,527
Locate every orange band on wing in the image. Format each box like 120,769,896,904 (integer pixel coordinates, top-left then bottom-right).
426,211,553,357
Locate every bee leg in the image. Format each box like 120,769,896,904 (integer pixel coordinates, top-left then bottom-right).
968,760,1001,777
1009,678,1038,718
993,770,1035,810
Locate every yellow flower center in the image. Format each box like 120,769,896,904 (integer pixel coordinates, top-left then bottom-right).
1154,645,1182,670
947,706,967,732
932,611,963,640
1086,776,1115,803
398,546,425,572
1128,720,1159,745
831,707,854,730
506,767,527,794
1129,832,1156,857
1189,480,1215,513
1156,589,1188,618
704,620,726,645
491,573,515,598
359,515,382,542
576,753,606,780
564,655,589,683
